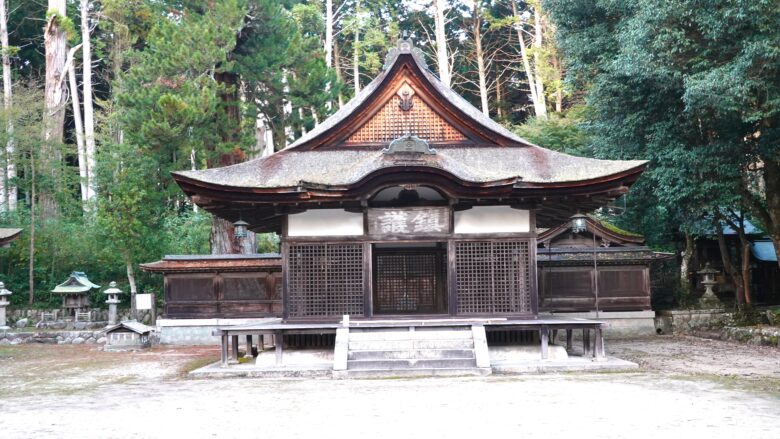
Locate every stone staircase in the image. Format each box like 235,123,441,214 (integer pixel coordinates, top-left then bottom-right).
334,325,492,378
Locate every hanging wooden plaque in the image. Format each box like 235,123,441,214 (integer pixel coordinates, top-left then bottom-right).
367,207,450,236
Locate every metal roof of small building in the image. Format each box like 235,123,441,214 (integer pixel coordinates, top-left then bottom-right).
51,272,100,294
751,241,777,262
0,228,22,246
103,321,153,335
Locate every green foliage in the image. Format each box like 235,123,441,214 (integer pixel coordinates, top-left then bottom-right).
545,0,780,249
512,107,591,156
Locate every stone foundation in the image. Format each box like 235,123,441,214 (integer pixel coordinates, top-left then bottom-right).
654,309,730,335
158,318,280,345
541,311,656,338
0,329,107,345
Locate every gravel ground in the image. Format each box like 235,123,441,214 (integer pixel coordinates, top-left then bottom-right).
0,336,778,439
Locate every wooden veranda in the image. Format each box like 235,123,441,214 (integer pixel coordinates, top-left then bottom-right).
214,316,607,368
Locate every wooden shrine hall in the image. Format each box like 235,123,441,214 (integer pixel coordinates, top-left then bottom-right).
151,37,648,374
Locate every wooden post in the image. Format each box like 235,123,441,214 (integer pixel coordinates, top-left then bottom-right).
150,292,157,326
540,326,549,360
274,330,283,365
566,329,573,352
245,334,253,359
551,329,558,345
582,328,591,357
231,335,239,362
594,327,605,360
220,333,228,367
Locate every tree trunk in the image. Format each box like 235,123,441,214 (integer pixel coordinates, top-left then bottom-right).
473,3,489,116
433,0,450,87
552,54,563,112
68,57,88,207
748,158,780,271
28,143,35,305
511,0,541,118
353,0,360,95
81,0,96,202
334,37,344,107
735,227,752,306
495,69,502,119
716,221,745,307
531,5,547,119
125,256,137,320
211,69,257,254
680,232,694,295
0,0,15,211
41,0,68,219
325,0,333,68
211,216,236,254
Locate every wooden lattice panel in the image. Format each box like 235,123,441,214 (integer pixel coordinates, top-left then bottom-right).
347,94,467,144
374,251,443,313
286,243,364,318
455,240,532,314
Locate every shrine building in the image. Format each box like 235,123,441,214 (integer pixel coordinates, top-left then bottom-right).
164,37,646,323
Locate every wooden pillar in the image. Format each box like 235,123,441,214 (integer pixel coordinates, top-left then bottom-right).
245,334,254,359
540,326,549,360
552,329,558,345
220,333,229,367
582,328,591,357
594,326,605,360
566,329,573,352
231,335,239,362
274,330,283,365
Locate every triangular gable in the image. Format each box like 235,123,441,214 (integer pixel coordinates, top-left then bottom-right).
539,217,645,247
286,37,532,150
346,80,468,145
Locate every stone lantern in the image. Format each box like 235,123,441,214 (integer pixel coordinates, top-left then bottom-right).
697,263,721,308
104,281,123,325
0,282,11,329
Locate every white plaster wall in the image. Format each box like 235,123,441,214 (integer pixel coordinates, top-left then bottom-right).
454,206,530,234
287,209,364,237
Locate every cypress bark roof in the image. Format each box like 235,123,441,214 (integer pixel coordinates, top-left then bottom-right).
171,37,648,230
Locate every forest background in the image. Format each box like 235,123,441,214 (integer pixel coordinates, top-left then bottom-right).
0,0,777,309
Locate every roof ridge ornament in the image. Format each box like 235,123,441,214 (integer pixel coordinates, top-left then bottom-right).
383,134,437,155
383,32,428,70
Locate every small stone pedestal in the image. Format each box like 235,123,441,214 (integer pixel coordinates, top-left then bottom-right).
0,282,12,330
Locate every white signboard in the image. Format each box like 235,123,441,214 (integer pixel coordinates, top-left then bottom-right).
135,294,153,310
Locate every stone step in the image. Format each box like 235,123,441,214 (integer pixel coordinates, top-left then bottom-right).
348,348,476,361
339,367,492,379
348,329,473,341
348,339,474,351
347,357,478,370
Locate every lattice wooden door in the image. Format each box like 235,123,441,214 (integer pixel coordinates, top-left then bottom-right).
454,240,533,314
374,249,447,314
286,243,364,319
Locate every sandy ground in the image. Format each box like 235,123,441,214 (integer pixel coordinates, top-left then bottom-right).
0,336,778,439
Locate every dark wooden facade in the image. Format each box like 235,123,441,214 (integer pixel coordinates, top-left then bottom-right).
538,217,672,313
159,37,648,322
141,255,283,318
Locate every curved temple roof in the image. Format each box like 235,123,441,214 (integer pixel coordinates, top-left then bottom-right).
172,38,647,230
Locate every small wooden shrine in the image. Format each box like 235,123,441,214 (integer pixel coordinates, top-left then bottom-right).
0,228,22,247
103,321,153,352
51,271,100,316
166,37,647,322
538,216,673,313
